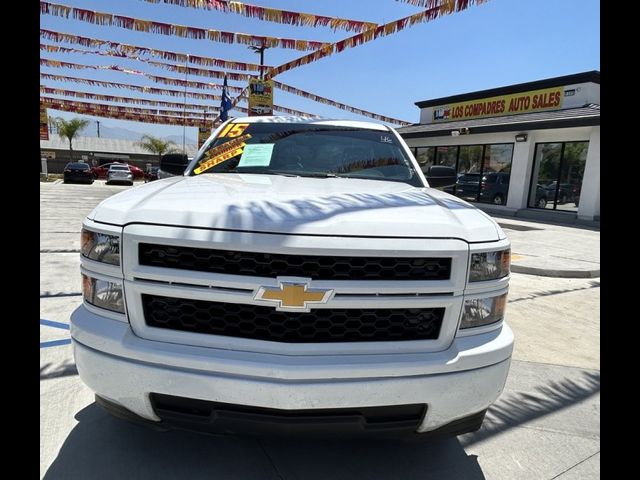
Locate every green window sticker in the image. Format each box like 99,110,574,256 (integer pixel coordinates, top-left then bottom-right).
238,144,275,167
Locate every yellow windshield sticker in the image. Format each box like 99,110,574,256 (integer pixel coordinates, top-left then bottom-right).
218,123,249,138
194,134,251,174
195,147,245,174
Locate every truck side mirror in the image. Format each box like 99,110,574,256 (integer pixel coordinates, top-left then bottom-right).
425,165,457,188
160,154,190,176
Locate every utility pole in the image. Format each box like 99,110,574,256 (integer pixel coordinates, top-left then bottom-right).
202,109,207,148
183,55,189,155
96,120,101,138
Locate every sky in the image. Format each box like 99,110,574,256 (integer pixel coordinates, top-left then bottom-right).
40,0,600,142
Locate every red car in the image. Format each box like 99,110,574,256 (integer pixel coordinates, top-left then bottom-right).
91,162,144,180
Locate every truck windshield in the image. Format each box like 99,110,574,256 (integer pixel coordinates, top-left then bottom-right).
189,122,422,186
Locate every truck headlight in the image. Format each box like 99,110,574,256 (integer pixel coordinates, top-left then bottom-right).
460,293,507,329
81,229,120,265
469,249,510,282
82,274,125,313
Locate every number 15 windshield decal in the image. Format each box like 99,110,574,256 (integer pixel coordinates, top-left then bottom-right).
218,123,249,138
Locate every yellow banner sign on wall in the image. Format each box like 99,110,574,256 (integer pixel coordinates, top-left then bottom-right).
40,106,49,140
248,78,274,116
432,87,564,122
198,126,210,148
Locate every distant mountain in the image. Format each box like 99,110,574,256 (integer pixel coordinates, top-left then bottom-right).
79,124,196,144
164,134,198,145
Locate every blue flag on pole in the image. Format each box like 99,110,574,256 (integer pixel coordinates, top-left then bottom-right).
220,75,232,121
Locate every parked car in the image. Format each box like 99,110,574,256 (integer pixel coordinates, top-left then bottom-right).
445,172,509,204
91,162,120,179
447,172,548,208
106,164,134,185
157,153,190,179
479,172,512,205
534,184,548,208
72,117,513,441
144,166,160,183
92,162,144,180
572,184,581,207
450,172,482,200
543,181,573,204
63,162,94,184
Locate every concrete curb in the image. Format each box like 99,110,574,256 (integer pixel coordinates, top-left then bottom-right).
511,264,600,278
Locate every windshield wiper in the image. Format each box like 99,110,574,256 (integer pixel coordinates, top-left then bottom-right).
209,169,297,177
292,172,338,178
232,170,339,179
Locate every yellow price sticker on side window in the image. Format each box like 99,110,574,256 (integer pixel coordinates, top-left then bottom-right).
193,133,251,174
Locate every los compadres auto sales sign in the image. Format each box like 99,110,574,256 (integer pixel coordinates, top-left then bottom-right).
432,87,564,122
248,78,274,116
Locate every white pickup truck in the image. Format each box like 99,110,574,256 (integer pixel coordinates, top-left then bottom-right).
72,116,513,439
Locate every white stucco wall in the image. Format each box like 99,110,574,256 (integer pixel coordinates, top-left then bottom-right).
577,127,600,220
403,126,599,220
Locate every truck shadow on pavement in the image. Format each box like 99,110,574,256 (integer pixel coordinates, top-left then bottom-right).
43,405,484,480
40,361,78,380
462,369,600,448
43,370,600,480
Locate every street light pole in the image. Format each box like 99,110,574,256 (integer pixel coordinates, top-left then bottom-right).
249,43,268,79
96,120,101,138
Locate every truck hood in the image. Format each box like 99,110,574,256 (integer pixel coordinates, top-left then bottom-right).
90,174,502,242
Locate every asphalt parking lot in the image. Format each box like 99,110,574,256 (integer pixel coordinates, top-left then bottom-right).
40,181,600,480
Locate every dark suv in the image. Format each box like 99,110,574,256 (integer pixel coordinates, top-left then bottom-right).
445,172,510,205
446,172,548,207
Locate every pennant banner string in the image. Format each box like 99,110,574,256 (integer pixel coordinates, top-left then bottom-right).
42,99,209,127
41,73,224,101
40,79,318,118
395,0,473,9
41,57,405,124
274,81,410,125
40,57,246,93
40,1,331,51
40,29,268,72
40,85,220,112
41,96,208,119
266,0,489,78
41,43,256,82
140,0,378,33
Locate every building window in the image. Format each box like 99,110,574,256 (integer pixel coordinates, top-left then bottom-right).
454,145,483,202
529,142,588,211
413,143,514,205
478,144,514,205
435,146,458,168
414,147,435,172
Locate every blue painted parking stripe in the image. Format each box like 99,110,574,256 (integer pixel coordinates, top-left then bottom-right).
40,339,72,348
40,319,70,330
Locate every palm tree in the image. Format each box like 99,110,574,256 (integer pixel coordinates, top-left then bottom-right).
136,135,178,164
55,117,89,162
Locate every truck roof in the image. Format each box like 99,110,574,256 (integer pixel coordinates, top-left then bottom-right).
229,116,390,131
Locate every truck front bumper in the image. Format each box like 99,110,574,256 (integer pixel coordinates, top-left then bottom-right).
71,305,513,435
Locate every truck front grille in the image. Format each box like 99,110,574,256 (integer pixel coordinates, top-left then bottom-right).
138,243,451,281
142,294,444,343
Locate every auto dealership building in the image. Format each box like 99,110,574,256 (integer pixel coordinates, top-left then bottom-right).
397,71,600,224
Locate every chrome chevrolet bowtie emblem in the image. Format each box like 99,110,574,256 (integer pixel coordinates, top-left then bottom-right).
254,278,334,312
